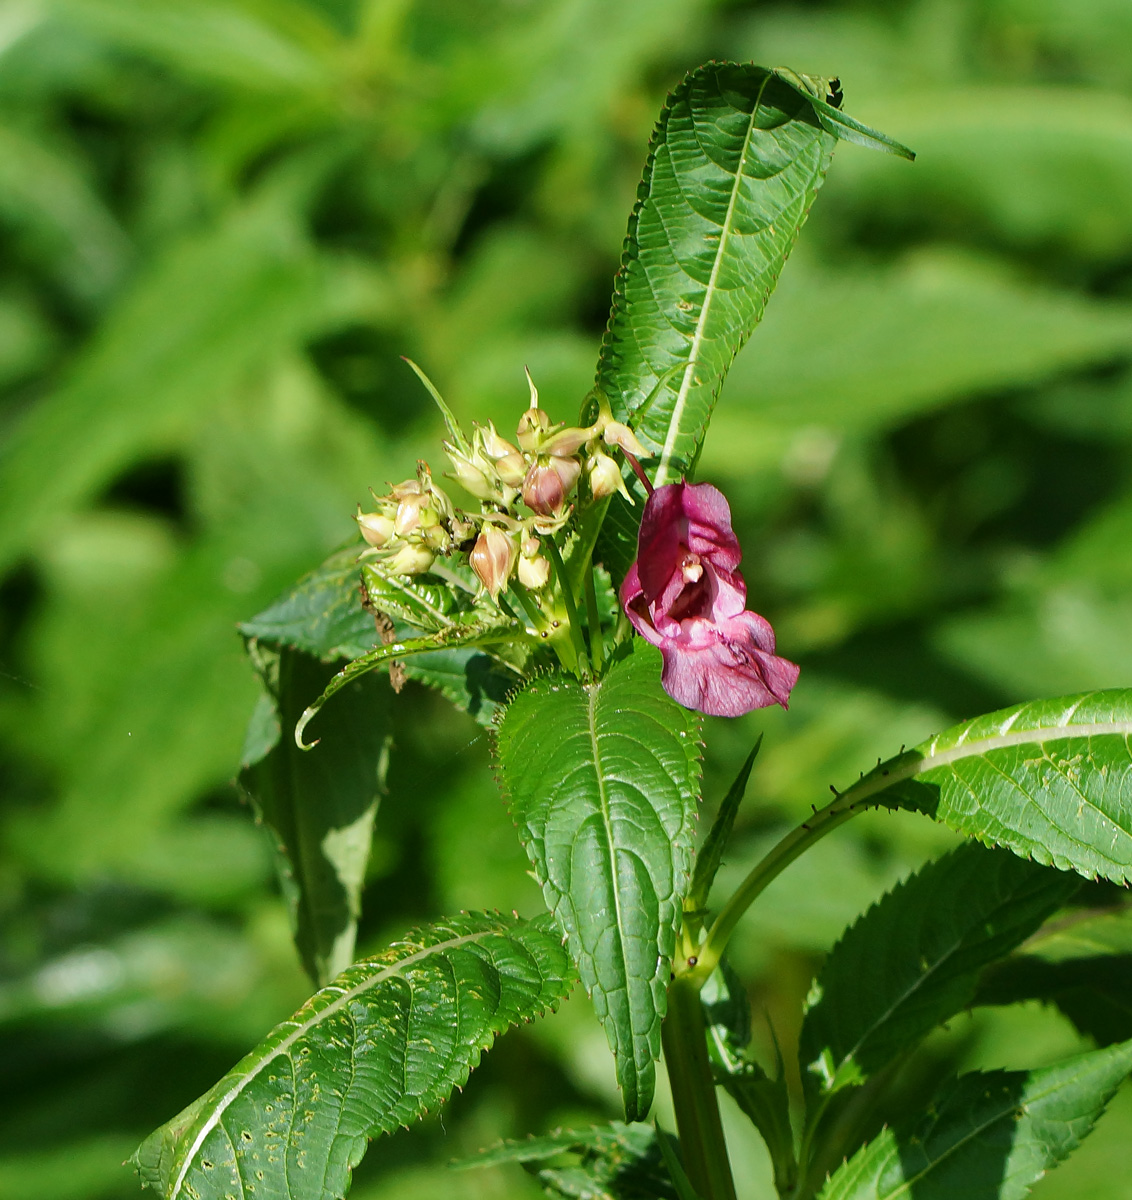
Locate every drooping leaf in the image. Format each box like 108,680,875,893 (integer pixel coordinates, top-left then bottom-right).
800,842,1081,1097
595,62,843,487
132,911,573,1200
818,1040,1132,1200
398,646,515,728
240,644,390,986
459,1122,678,1200
844,691,1132,885
688,739,761,912
495,641,703,1118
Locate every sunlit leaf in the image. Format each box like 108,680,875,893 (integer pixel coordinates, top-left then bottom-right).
132,912,573,1200
495,642,703,1118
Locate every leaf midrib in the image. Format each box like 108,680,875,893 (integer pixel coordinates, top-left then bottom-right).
169,925,507,1199
655,76,769,486
878,1057,1121,1200
584,676,635,1081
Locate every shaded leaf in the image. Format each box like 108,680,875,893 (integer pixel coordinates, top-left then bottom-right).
241,644,390,986
688,739,761,912
459,1122,678,1200
495,642,703,1118
800,842,1081,1097
818,1041,1132,1200
132,912,573,1200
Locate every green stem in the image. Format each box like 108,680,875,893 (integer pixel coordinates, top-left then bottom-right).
663,976,737,1200
692,779,886,986
584,566,604,671
545,536,589,679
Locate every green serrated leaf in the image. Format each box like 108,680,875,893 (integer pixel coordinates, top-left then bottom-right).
800,842,1081,1098
131,911,573,1200
595,61,840,486
867,691,1132,885
688,739,761,913
818,1041,1132,1200
238,545,378,661
360,559,471,631
495,641,703,1119
240,645,390,986
976,954,1132,1048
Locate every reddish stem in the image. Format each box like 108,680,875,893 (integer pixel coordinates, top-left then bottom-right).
622,449,654,495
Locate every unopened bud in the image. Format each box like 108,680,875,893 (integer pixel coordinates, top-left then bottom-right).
522,457,580,516
470,525,518,598
356,509,395,548
447,447,497,501
390,478,421,500
602,420,648,458
587,450,630,501
543,424,595,457
394,493,428,536
479,424,522,462
517,406,551,452
386,542,436,576
495,451,528,488
518,552,551,590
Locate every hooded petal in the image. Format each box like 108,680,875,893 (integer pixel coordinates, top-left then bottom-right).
657,611,799,717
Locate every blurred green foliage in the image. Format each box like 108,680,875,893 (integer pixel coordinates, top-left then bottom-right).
2,2,1132,1197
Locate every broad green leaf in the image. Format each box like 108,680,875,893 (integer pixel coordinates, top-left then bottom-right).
241,645,390,987
360,559,475,632
844,691,1132,886
688,739,761,912
818,1041,1132,1200
459,1122,677,1200
595,61,842,485
398,647,515,728
238,545,378,661
976,955,1132,1048
132,912,573,1200
800,843,1080,1097
495,642,703,1118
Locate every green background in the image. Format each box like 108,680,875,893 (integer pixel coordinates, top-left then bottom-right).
1,1,1130,1197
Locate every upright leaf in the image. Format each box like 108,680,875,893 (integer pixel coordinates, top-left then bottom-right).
240,644,390,986
595,62,841,486
688,740,761,912
132,912,573,1200
800,843,1081,1097
495,642,703,1118
818,1041,1132,1200
867,691,1132,885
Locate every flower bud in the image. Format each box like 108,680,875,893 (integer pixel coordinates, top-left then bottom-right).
516,406,551,453
386,541,436,576
494,450,528,488
542,424,595,458
522,457,581,516
479,424,522,462
517,551,551,590
470,525,518,598
394,493,428,536
602,420,648,457
356,509,395,548
446,446,497,501
587,450,630,501
390,478,421,500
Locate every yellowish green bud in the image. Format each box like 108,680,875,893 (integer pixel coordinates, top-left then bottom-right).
356,509,395,548
517,551,551,590
495,450,529,488
587,450,630,501
386,542,436,576
602,420,648,457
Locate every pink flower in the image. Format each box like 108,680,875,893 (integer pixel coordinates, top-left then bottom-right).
620,481,799,717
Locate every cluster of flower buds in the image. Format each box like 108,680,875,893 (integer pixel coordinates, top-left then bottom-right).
355,461,470,577
357,371,649,601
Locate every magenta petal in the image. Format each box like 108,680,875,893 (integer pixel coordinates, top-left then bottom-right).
657,613,800,717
